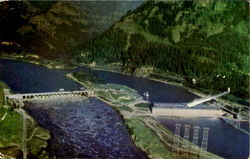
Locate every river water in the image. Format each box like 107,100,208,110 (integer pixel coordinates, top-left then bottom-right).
0,59,147,159
24,97,146,158
158,117,249,159
74,67,199,103
0,59,249,159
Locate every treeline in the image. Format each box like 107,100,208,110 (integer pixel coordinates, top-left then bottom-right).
69,28,127,64
68,1,249,102
125,33,248,99
69,30,248,100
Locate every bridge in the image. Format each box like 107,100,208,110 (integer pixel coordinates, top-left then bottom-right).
5,90,94,102
152,102,223,117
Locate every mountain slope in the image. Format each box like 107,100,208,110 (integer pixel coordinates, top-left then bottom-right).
70,1,249,102
0,1,142,58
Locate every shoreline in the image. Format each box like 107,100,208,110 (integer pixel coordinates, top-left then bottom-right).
90,64,247,109
0,82,51,159
2,56,246,115
220,117,250,136
0,59,225,159
1,55,246,108
1,56,247,118
67,72,222,159
90,65,207,99
0,54,76,70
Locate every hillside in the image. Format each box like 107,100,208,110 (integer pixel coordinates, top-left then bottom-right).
70,1,249,104
0,1,142,58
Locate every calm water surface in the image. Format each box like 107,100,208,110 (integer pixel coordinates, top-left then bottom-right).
0,60,81,93
75,67,198,103
158,117,249,159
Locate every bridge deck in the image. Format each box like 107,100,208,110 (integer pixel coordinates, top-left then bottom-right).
6,91,87,97
5,90,93,101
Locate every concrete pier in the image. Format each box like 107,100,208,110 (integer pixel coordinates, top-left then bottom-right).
173,123,181,153
184,124,191,141
183,124,191,149
201,128,209,151
192,126,200,146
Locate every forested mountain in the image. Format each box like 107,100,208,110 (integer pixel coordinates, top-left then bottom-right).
0,1,142,58
70,1,249,102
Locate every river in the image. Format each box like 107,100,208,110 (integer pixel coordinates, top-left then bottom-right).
0,59,147,159
0,59,249,159
24,97,146,158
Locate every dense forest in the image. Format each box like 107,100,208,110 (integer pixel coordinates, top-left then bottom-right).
69,1,249,103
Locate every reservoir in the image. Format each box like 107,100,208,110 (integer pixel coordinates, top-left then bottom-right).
0,59,249,159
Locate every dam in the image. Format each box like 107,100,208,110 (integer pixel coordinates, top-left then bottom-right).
152,103,223,117
4,89,94,102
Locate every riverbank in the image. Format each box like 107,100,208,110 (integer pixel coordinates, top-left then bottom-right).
220,117,250,136
87,63,249,119
0,59,246,158
0,81,51,159
68,72,222,159
1,54,248,114
2,54,247,110
0,53,76,70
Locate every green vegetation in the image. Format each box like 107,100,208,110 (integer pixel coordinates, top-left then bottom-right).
120,105,133,112
71,72,222,159
0,81,50,158
135,103,149,108
70,1,249,105
95,83,140,104
126,117,174,159
125,117,221,159
149,69,249,105
0,81,9,106
0,108,22,147
125,116,221,159
0,81,23,153
0,109,50,158
71,71,141,105
72,71,105,84
0,1,141,59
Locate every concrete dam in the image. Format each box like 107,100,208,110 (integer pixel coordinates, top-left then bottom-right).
4,89,94,102
152,103,223,117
